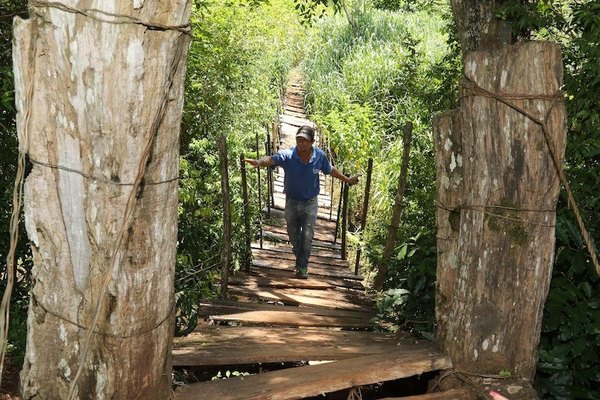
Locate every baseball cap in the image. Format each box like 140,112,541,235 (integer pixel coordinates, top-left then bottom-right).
296,125,315,142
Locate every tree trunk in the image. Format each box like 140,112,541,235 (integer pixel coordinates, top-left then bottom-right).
13,1,191,398
433,41,566,380
450,0,512,56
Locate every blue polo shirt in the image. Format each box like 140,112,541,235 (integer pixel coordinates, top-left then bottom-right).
271,147,333,200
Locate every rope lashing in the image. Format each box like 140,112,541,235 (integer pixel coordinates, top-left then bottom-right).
458,76,599,276
29,157,180,186
31,294,176,339
30,0,192,35
436,202,558,228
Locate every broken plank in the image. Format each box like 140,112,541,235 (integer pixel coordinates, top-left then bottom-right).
173,346,452,400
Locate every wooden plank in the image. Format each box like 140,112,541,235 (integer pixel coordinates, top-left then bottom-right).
229,286,371,311
262,221,335,241
207,310,371,329
263,207,337,230
279,114,315,128
245,266,364,290
200,299,372,316
229,273,333,290
262,228,338,248
376,388,472,400
271,199,334,220
229,272,364,292
251,246,349,269
173,347,452,400
252,241,342,259
173,325,419,366
272,191,332,209
251,257,361,281
281,108,306,119
281,104,305,112
198,300,373,329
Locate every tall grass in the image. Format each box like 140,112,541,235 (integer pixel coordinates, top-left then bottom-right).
176,0,308,334
302,2,458,336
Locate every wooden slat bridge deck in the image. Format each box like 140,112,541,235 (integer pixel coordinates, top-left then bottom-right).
172,71,453,399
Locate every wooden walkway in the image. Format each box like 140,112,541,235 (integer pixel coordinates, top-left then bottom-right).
172,72,454,399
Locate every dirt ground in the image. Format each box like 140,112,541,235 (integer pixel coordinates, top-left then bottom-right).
1,361,22,400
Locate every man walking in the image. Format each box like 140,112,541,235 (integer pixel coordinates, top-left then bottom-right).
245,125,359,278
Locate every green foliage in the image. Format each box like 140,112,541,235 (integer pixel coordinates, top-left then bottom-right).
0,0,32,366
303,2,455,337
372,0,448,13
294,0,339,23
373,232,437,338
176,0,305,334
211,369,251,380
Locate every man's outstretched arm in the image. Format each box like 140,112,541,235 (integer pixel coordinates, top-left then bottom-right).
244,156,274,168
330,167,359,186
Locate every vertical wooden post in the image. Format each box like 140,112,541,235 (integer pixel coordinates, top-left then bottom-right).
240,154,251,272
327,139,335,221
329,174,335,221
272,120,279,153
265,140,272,218
219,133,232,298
256,132,263,249
334,170,344,244
341,175,349,261
374,124,413,289
13,3,191,397
435,42,567,380
266,128,275,207
354,158,373,275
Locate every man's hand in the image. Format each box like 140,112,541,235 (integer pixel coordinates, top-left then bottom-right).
347,175,359,186
489,391,509,400
243,158,260,168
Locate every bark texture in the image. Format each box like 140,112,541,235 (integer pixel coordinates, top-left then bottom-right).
434,41,566,380
450,0,512,56
13,1,191,398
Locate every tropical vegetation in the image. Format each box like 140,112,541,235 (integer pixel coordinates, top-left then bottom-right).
0,0,598,398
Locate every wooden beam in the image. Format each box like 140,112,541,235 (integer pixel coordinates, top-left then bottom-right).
198,300,374,329
173,325,425,366
173,347,452,400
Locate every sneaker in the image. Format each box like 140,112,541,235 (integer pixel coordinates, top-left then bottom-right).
295,269,308,279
